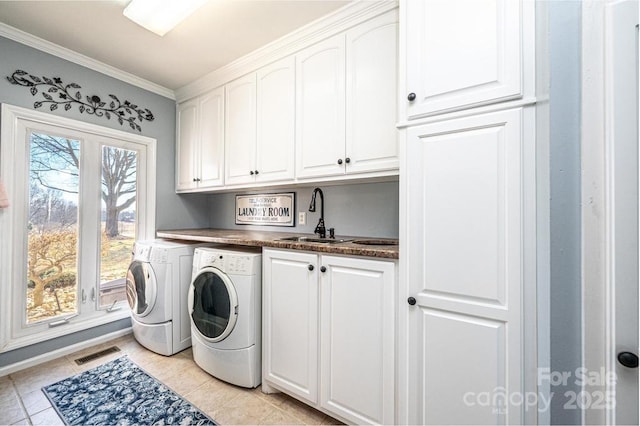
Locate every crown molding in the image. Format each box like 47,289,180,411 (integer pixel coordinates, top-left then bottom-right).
175,0,398,102
0,22,175,100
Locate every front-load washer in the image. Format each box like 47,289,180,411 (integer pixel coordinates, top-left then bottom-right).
188,246,262,388
126,239,212,356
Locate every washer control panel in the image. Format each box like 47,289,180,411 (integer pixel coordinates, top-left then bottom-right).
150,248,169,264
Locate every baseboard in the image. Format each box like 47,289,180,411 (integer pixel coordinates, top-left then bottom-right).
0,328,132,377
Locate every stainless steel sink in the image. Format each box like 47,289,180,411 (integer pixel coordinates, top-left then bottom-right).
279,236,351,244
351,239,398,246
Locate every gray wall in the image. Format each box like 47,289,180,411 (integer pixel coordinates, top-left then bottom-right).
0,36,209,368
549,2,582,424
207,181,399,239
0,36,210,232
0,319,130,367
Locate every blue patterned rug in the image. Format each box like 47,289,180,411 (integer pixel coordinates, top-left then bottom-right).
42,356,216,425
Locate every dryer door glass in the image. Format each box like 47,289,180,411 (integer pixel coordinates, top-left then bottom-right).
191,270,238,342
126,261,156,316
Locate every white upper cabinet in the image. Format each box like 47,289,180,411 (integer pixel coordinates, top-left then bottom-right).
175,4,400,191
296,10,399,180
225,58,296,186
256,57,296,183
176,87,225,192
404,0,522,119
296,34,346,179
346,10,399,174
225,73,257,185
198,89,225,187
176,100,198,191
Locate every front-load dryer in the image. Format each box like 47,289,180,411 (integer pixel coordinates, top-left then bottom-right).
188,246,262,388
126,239,212,356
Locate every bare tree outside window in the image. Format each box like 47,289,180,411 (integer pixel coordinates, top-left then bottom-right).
30,134,137,239
27,133,138,323
102,147,137,238
27,134,79,323
100,146,137,308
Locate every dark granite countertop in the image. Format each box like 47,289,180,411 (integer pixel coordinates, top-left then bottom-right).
155,228,399,260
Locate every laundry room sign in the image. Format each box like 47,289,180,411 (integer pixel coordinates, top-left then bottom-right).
235,193,295,226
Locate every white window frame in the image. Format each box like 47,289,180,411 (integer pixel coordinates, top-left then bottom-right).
0,104,156,352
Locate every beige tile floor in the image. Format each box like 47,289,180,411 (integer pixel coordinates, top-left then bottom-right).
0,334,343,425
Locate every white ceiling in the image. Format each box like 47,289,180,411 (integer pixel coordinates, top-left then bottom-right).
0,0,350,93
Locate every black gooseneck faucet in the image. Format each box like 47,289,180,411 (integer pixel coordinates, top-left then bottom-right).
309,187,326,238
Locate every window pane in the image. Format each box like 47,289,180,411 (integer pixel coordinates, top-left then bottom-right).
27,133,80,324
100,146,137,308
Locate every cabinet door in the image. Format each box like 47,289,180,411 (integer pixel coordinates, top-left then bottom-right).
256,57,295,183
262,249,319,405
405,109,523,424
319,256,395,425
225,73,257,185
346,11,399,174
405,0,522,119
198,87,225,188
295,35,346,179
176,99,198,191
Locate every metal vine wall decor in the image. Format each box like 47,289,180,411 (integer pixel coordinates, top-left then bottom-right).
6,70,154,132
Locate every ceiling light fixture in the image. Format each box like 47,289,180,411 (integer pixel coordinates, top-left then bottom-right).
123,0,208,37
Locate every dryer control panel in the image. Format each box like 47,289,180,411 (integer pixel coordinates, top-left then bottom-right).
194,248,261,276
133,243,152,262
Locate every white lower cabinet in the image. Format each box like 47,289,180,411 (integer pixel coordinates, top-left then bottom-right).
262,248,396,425
263,250,319,405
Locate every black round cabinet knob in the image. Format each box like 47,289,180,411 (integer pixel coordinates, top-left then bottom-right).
345,157,351,164
255,170,259,175
320,266,327,273
250,170,254,175
408,92,417,101
407,297,417,306
308,264,314,271
618,352,639,368
337,159,343,165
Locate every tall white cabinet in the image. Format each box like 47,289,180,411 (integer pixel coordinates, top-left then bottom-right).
404,0,523,119
400,0,540,424
405,109,527,425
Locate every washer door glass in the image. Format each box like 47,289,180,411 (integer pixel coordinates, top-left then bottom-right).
126,261,157,317
191,268,238,342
